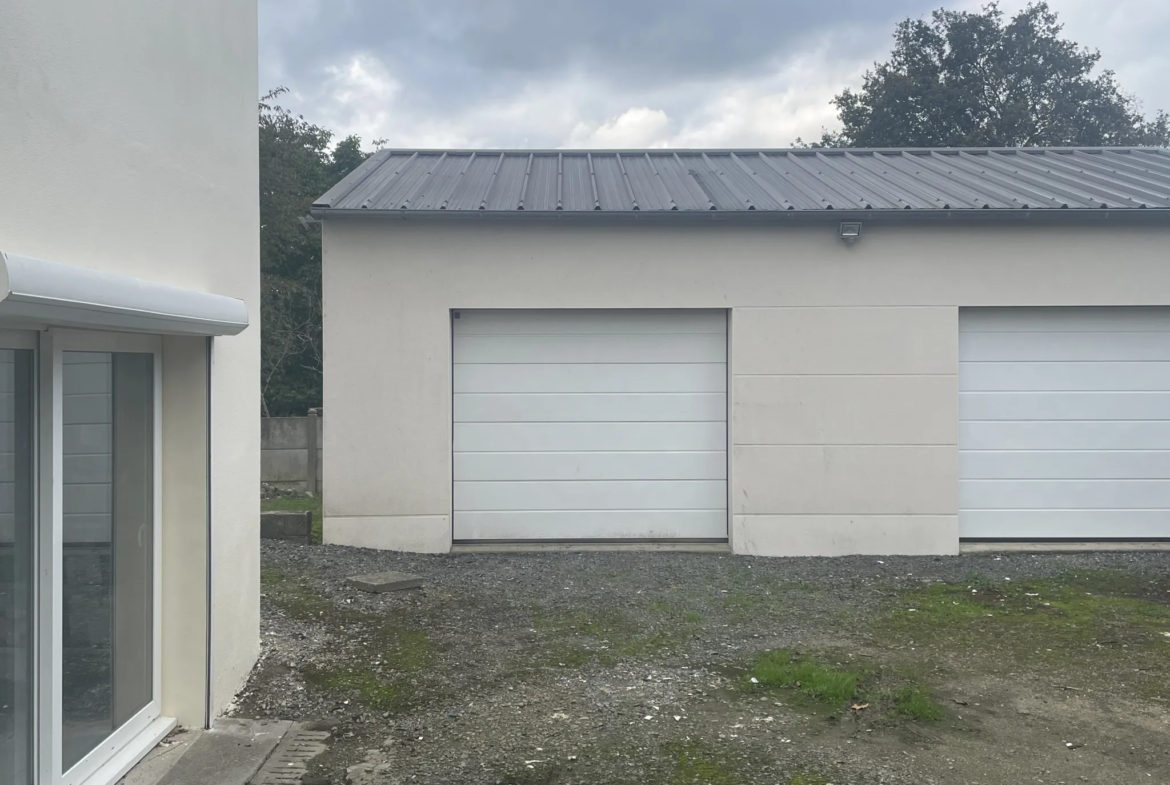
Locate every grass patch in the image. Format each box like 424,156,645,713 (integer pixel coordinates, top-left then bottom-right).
745,650,945,723
262,494,323,543
875,568,1170,698
880,569,1170,650
886,685,944,722
746,650,866,713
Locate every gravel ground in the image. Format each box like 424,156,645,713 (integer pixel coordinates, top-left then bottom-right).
232,543,1170,784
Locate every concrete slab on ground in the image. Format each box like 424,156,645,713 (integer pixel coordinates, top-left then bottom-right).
117,729,202,785
152,719,292,785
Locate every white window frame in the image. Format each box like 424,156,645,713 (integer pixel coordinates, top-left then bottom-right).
36,328,165,785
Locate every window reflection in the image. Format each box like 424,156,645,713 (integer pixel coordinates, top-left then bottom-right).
0,349,33,785
61,352,153,770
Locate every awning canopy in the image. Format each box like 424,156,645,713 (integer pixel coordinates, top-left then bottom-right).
0,251,248,336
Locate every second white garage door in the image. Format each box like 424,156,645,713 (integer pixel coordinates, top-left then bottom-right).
960,307,1170,539
452,310,727,541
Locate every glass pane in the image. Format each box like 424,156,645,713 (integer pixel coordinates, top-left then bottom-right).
61,352,154,770
0,350,34,785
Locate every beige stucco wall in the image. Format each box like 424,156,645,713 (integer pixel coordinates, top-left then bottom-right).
321,219,1169,557
0,1,260,722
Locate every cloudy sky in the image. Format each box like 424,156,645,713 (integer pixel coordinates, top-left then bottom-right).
259,0,1170,149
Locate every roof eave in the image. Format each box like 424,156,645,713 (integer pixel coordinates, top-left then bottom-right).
310,206,1170,226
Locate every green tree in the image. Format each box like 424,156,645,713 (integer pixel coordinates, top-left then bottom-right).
259,87,376,416
808,2,1168,148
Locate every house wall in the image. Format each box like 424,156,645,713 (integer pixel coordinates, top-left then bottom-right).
0,0,260,722
321,219,1170,557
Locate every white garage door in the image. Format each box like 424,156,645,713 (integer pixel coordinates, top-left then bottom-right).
960,307,1170,539
452,309,727,541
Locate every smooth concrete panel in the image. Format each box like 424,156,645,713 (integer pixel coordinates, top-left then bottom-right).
732,515,960,556
734,444,958,515
160,335,209,727
262,450,306,483
321,220,1170,555
324,515,451,554
733,375,957,445
323,238,453,519
733,307,958,376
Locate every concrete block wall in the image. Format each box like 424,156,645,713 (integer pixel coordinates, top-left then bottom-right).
261,417,322,491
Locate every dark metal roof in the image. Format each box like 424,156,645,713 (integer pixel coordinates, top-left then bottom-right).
313,147,1170,216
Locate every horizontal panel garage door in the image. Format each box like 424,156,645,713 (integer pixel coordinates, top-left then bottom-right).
453,310,727,541
960,307,1170,539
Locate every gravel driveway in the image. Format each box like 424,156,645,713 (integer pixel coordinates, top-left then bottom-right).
233,543,1170,784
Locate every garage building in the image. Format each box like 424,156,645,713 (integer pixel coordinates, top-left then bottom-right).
313,147,1170,556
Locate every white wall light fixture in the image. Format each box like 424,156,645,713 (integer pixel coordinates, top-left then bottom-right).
839,222,862,245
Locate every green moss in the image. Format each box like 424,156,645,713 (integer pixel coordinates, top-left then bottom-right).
260,569,285,586
665,742,748,785
301,665,406,712
263,574,333,619
532,606,699,668
879,570,1170,649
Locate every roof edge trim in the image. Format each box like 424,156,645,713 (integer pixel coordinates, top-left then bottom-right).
0,251,249,336
310,206,1170,226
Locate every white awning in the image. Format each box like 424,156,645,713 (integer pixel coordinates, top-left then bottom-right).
0,251,248,336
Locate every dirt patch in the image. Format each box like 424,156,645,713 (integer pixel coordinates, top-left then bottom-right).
233,545,1170,784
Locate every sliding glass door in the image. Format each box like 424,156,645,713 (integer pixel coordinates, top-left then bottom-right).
51,333,161,785
60,351,155,771
0,329,161,785
0,344,34,785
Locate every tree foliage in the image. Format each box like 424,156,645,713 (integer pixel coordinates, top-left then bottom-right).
804,2,1168,148
259,87,380,416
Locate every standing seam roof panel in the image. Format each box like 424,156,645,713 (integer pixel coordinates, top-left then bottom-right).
946,152,1072,208
1004,152,1154,208
875,152,995,209
1031,153,1170,206
1063,152,1170,197
968,152,1116,208
847,153,959,209
814,153,917,209
313,147,1170,213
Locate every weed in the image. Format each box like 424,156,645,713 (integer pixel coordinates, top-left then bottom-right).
887,685,944,722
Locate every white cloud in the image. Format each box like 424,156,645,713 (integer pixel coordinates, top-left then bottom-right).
264,1,1169,151
564,107,673,148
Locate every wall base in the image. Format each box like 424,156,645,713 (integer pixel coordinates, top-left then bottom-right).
732,515,959,557
323,515,450,553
